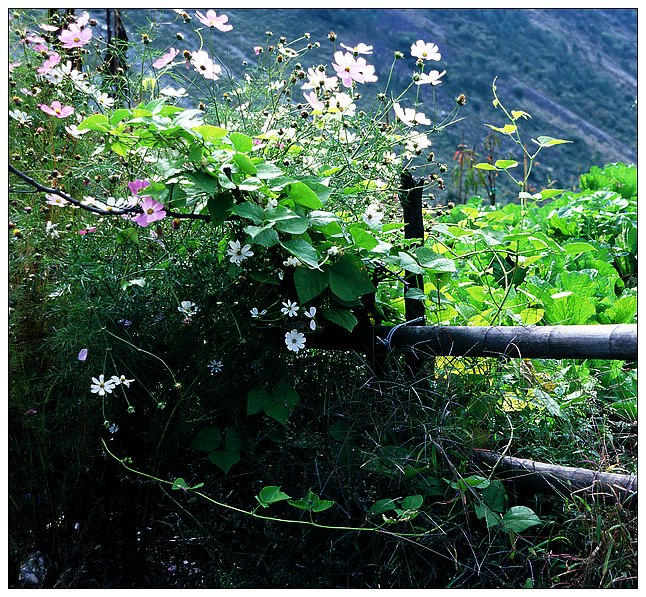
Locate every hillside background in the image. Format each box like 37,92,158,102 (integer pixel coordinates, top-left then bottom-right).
120,8,637,202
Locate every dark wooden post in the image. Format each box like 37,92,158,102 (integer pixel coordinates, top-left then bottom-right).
399,171,428,374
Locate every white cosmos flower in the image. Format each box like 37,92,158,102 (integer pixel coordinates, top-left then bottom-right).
281,300,299,317
393,102,431,126
227,240,254,264
90,374,117,396
178,301,199,317
110,374,135,387
416,70,446,86
304,306,317,330
250,307,267,318
362,204,384,229
285,329,306,352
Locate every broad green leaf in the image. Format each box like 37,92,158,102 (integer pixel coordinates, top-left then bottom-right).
189,426,222,452
256,485,292,508
207,192,234,225
481,479,507,513
519,306,544,325
115,228,139,245
208,450,240,474
255,162,285,179
369,498,397,515
238,176,264,191
294,267,328,304
225,429,242,451
449,475,490,491
544,293,596,325
288,181,323,209
474,162,498,171
500,506,542,533
475,502,503,528
289,489,334,512
599,296,637,324
280,239,319,268
194,124,228,142
532,135,572,148
415,248,457,274
230,131,254,153
244,224,279,247
396,251,425,274
110,109,130,126
350,226,379,250
494,159,519,169
401,495,424,510
485,123,517,135
320,307,359,332
247,387,270,416
78,113,110,131
110,141,128,157
230,202,265,224
562,242,597,255
274,216,310,235
609,398,637,420
188,171,219,194
328,255,375,302
405,288,427,301
232,153,257,175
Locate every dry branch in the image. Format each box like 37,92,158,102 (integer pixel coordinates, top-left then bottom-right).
472,449,637,507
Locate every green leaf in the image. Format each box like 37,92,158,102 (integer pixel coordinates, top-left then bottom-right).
395,251,424,274
255,162,284,179
172,478,189,490
189,426,222,452
474,162,499,171
78,113,110,132
494,159,519,169
328,420,353,442
247,387,270,416
232,153,257,175
600,296,637,324
280,239,319,269
405,288,427,301
511,110,531,120
207,192,234,225
294,267,329,304
274,216,310,235
532,135,572,148
188,171,219,194
328,255,375,302
244,224,279,247
320,307,359,332
562,242,598,255
256,485,292,508
194,124,228,142
368,498,397,515
110,109,130,126
110,141,128,157
500,506,542,533
349,226,379,250
230,131,253,153
544,293,596,325
481,479,507,513
449,475,490,491
115,228,139,245
238,177,264,191
208,450,240,474
288,181,323,209
263,382,300,426
225,429,242,451
401,495,424,510
289,489,335,512
485,123,517,135
230,202,265,224
415,248,457,274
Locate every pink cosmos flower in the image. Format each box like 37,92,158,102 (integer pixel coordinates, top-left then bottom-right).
152,47,179,69
46,193,69,207
39,24,60,32
332,51,365,87
25,33,46,45
9,62,21,72
78,226,97,235
195,10,233,31
301,67,338,91
128,179,150,196
190,50,221,80
303,91,324,111
37,52,60,75
254,46,263,55
59,24,92,49
78,348,88,361
38,100,74,118
132,196,166,227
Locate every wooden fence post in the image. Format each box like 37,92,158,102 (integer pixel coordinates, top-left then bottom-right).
399,171,429,374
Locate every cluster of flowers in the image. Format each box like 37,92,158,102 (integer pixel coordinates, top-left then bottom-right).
90,373,134,397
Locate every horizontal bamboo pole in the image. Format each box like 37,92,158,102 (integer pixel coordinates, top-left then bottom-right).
309,324,636,361
472,449,637,507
